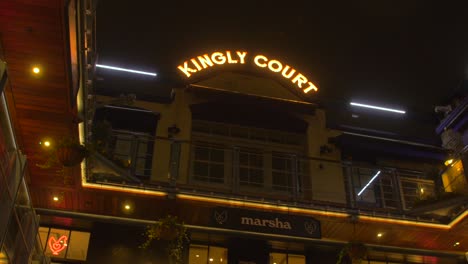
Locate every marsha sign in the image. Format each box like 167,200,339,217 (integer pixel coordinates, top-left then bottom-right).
177,51,318,93
211,207,321,238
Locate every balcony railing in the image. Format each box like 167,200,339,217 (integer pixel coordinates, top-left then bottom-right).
85,135,463,223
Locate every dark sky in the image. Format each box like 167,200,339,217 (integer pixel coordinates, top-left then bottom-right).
95,0,468,144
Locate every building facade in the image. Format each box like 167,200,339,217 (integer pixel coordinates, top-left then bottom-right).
1,1,468,263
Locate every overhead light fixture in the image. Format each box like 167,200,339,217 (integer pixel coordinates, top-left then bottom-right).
124,204,131,210
32,66,41,74
96,64,157,76
53,196,59,202
454,242,460,247
350,102,406,114
377,233,383,237
357,170,381,196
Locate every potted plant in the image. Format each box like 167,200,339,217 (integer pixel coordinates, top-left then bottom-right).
37,137,89,168
336,242,367,264
140,215,189,264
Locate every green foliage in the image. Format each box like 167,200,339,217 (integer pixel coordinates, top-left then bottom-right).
336,242,367,264
140,215,189,264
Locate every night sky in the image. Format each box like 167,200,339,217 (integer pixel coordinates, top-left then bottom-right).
95,0,468,144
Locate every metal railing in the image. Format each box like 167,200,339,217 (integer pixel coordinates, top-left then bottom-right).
86,137,454,222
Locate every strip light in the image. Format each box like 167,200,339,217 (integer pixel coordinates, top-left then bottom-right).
96,64,157,76
350,102,406,114
357,170,381,196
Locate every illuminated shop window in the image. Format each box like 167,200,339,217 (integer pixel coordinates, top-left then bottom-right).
270,252,305,264
0,246,9,263
189,244,228,264
66,231,91,260
442,160,466,193
39,227,90,261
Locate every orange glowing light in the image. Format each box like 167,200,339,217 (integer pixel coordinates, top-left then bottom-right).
48,235,68,255
177,50,318,93
32,67,40,74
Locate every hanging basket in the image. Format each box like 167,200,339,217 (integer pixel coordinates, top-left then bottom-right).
56,145,87,167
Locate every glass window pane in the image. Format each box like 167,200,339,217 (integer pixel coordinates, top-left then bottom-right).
189,244,208,264
195,147,210,161
66,231,90,260
208,246,228,264
194,162,209,178
210,149,224,162
38,227,49,252
270,253,287,264
288,254,305,264
44,229,70,259
210,165,224,183
0,246,9,263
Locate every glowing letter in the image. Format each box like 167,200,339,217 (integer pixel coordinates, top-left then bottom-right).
292,74,308,88
211,52,226,64
226,51,238,63
254,55,268,67
177,61,197,77
268,60,283,72
237,51,247,64
190,59,202,71
303,82,318,93
197,54,214,69
281,65,296,79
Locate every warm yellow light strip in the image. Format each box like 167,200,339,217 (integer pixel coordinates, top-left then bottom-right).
359,215,450,229
176,194,348,218
177,193,468,229
82,182,167,197
447,210,468,228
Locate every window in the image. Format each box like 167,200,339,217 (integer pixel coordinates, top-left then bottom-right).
39,227,90,261
189,244,228,264
239,149,264,187
352,167,379,205
272,153,294,192
192,145,225,183
191,120,306,194
270,253,305,264
111,131,154,177
0,246,9,263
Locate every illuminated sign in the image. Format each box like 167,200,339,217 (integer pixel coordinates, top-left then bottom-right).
48,235,68,255
177,51,318,93
212,207,321,238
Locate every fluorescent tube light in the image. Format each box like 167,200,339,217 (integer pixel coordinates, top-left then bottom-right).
357,170,381,196
350,102,405,114
96,64,157,76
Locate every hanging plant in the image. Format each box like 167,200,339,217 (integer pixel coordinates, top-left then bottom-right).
37,137,89,169
140,215,189,264
336,242,367,264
